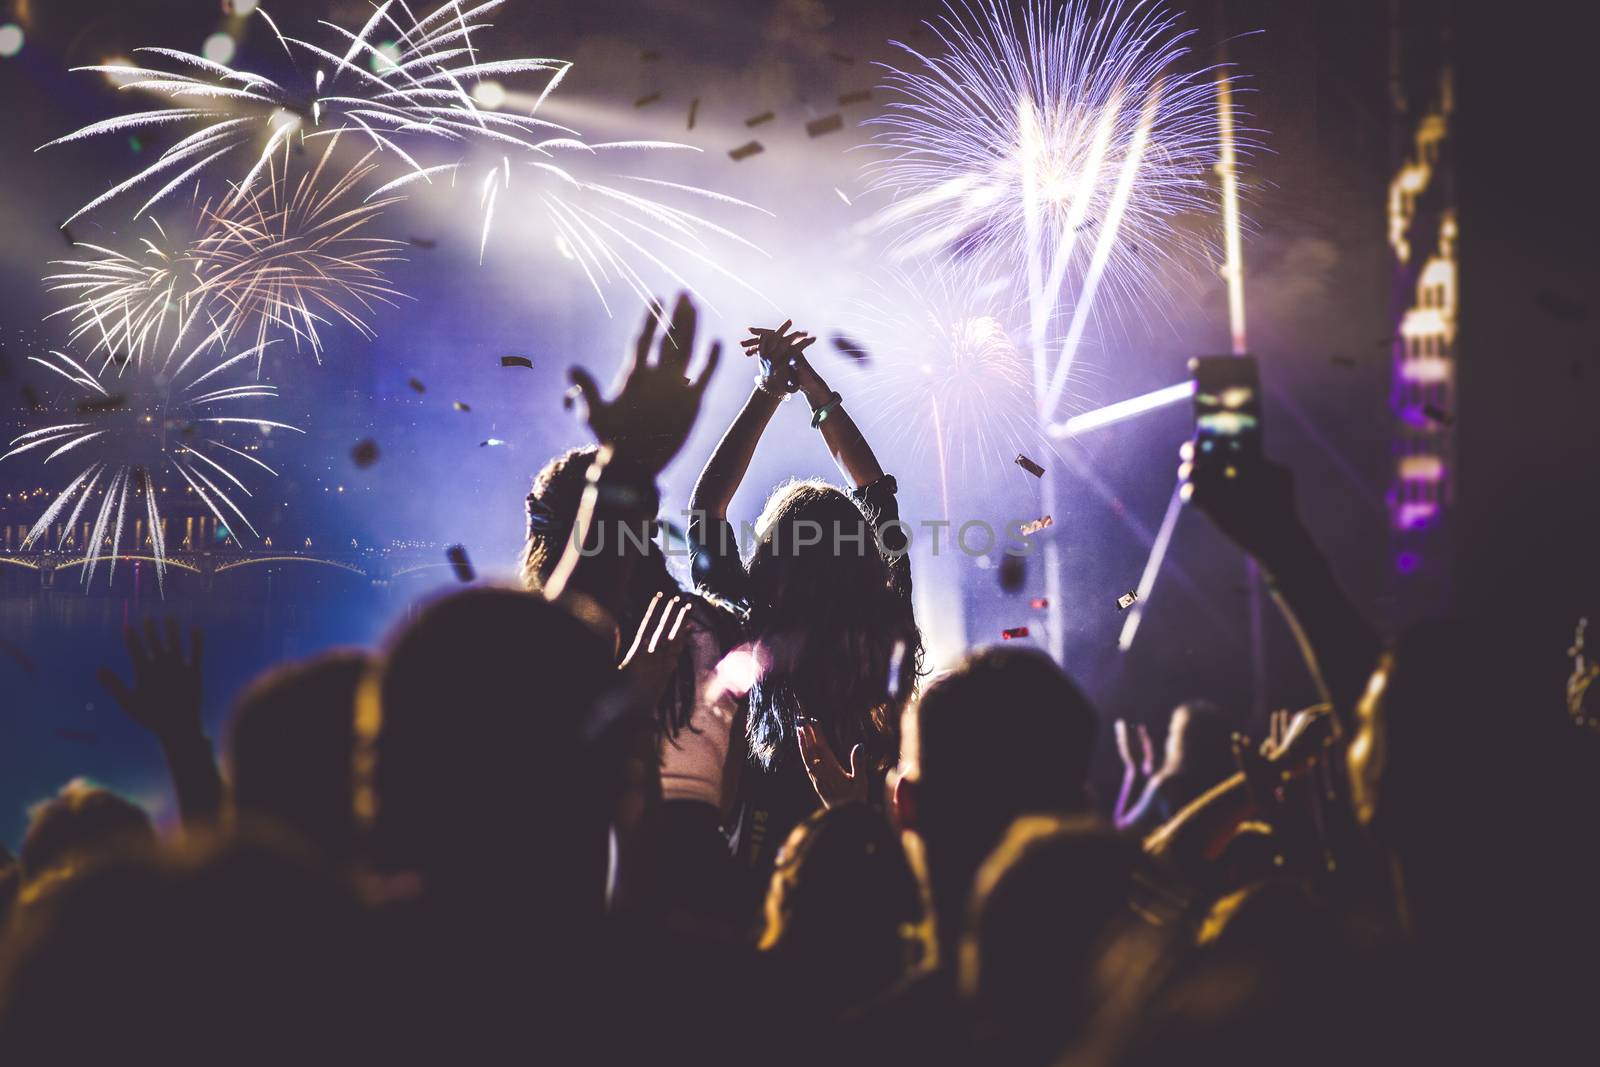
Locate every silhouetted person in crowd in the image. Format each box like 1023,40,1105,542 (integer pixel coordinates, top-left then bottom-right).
0,833,378,1064
759,803,924,1018
690,319,921,899
18,779,155,886
227,650,372,861
962,815,1147,1066
850,645,1098,1063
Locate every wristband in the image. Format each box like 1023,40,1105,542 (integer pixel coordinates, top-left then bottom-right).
810,392,843,428
754,373,793,400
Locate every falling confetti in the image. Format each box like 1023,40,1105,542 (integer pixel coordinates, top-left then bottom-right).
745,111,775,127
838,89,872,106
453,401,471,412
479,438,507,447
729,141,764,161
500,355,534,369
687,97,700,130
1422,404,1454,426
634,91,662,108
562,384,583,410
407,377,426,393
1001,626,1030,640
351,439,379,468
805,114,843,137
1117,591,1138,610
408,237,438,249
1030,597,1049,609
446,543,475,583
1015,453,1045,477
998,553,1025,592
835,187,852,205
830,333,870,361
1020,515,1054,536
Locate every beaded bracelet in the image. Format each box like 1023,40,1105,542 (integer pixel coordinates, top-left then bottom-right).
810,391,843,428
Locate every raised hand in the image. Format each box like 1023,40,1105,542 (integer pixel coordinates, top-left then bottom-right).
1179,443,1301,565
740,320,816,394
1114,718,1157,780
796,718,869,809
568,293,721,475
96,619,204,744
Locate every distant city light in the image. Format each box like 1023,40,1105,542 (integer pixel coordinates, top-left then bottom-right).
0,24,23,59
202,32,237,66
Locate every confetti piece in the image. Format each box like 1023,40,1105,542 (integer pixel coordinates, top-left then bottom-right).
446,544,475,583
351,439,380,468
500,355,534,369
745,110,775,127
837,89,872,106
408,236,437,249
1117,591,1138,611
687,97,700,130
1020,515,1054,537
1030,598,1049,609
479,438,507,448
407,377,426,393
1422,403,1454,426
1001,627,1030,640
634,91,661,108
830,333,870,361
729,141,764,161
453,401,471,412
805,113,843,137
1014,453,1045,478
562,384,583,411
641,49,661,62
827,51,857,65
76,394,128,414
998,553,1025,593
834,187,852,205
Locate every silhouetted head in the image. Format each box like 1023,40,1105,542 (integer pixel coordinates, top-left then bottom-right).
227,650,372,861
358,587,618,914
759,802,923,1010
892,645,1098,950
519,446,598,593
963,815,1145,1065
745,479,920,774
19,780,155,885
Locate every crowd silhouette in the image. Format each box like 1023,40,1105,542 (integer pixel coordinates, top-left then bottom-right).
1,293,1596,1065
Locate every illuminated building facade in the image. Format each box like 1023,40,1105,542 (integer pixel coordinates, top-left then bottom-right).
1386,4,1454,614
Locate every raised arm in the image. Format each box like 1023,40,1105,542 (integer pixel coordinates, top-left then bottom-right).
546,295,720,634
1182,452,1381,724
790,351,884,489
689,322,810,521
96,621,224,829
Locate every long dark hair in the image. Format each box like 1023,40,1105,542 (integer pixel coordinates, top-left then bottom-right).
744,479,922,774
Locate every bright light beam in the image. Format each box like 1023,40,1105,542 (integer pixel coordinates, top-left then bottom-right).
1047,380,1193,438
1117,482,1183,651
1217,72,1247,356
1041,84,1159,420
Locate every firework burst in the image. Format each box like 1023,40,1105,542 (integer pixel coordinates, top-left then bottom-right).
1,349,301,590
40,0,768,312
46,135,407,371
844,264,1047,513
866,0,1239,419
